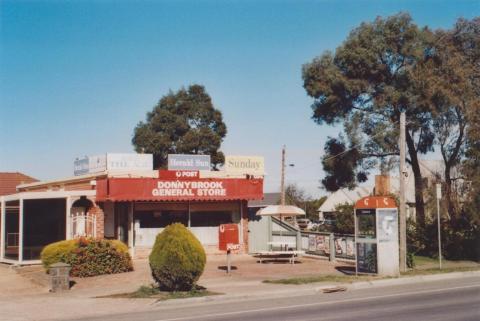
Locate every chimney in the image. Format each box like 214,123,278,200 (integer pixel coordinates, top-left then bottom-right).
375,175,391,196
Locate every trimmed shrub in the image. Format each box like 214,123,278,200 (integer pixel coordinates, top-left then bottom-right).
40,240,77,269
149,223,206,291
40,238,133,277
110,239,130,254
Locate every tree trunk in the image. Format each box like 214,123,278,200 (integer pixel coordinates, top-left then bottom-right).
406,130,426,228
444,167,456,221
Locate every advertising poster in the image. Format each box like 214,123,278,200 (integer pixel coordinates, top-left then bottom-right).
308,235,316,251
377,209,398,243
356,242,377,273
335,238,345,255
315,235,325,252
346,238,354,257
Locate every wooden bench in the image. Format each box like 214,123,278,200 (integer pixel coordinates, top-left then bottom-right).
254,250,305,264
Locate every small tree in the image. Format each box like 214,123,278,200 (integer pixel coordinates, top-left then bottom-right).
333,203,354,234
149,223,206,291
283,184,327,221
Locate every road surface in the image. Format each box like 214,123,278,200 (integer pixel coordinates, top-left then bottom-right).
73,275,480,321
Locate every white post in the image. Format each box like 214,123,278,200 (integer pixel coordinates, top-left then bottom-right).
0,197,5,260
187,202,191,228
19,198,24,263
436,183,442,269
399,112,407,273
280,145,286,206
239,200,244,245
354,207,358,276
65,197,71,240
128,202,134,257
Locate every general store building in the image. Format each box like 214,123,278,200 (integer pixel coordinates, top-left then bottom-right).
0,154,264,264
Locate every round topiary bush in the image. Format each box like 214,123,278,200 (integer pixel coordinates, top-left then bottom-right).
149,223,206,291
40,238,133,277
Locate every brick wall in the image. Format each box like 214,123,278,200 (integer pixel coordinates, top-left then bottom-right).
88,205,105,239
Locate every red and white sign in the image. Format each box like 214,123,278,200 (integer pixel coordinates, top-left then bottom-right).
226,243,241,251
96,176,263,202
158,170,199,180
355,196,397,209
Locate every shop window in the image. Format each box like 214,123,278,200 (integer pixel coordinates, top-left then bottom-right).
23,199,66,260
190,211,233,227
136,211,188,228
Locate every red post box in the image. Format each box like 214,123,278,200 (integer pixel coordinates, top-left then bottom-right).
218,224,239,251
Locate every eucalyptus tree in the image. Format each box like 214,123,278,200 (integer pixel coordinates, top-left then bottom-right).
303,13,435,226
303,13,479,226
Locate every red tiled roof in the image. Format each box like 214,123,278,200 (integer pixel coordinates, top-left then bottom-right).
0,172,38,196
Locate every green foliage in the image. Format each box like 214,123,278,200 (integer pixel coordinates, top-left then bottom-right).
149,223,206,291
407,217,480,262
41,238,133,277
283,184,327,221
407,252,415,269
302,13,435,224
132,84,227,169
109,239,130,254
333,203,354,234
321,137,367,192
40,239,77,269
302,14,478,226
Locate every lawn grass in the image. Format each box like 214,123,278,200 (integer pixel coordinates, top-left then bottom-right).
404,255,480,276
263,274,380,285
263,256,479,285
413,255,439,266
401,266,480,276
97,285,221,300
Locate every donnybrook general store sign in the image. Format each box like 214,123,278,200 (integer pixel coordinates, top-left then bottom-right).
152,180,226,197
96,170,263,202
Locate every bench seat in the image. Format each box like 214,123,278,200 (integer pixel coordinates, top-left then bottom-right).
253,250,305,264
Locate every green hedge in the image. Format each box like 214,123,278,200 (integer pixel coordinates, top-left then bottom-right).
40,239,77,269
40,238,133,277
149,223,206,291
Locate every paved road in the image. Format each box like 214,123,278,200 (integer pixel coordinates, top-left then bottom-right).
73,276,480,321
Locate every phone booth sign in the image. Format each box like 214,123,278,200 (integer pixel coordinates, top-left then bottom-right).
355,196,399,276
218,224,239,252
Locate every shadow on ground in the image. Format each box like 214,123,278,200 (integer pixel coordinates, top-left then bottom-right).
335,266,356,275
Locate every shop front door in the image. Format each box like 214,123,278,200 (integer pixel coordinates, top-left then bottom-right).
115,203,129,245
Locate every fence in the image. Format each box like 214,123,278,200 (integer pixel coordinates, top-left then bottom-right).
271,217,355,261
71,213,96,238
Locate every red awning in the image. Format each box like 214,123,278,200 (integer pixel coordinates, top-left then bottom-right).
96,177,263,202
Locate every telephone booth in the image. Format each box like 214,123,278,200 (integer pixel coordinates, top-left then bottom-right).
354,196,399,276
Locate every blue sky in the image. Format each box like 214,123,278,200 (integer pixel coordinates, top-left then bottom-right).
1,0,478,197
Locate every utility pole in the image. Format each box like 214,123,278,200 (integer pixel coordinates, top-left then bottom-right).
399,112,407,273
280,145,286,206
436,183,442,269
